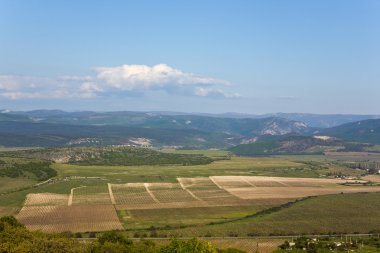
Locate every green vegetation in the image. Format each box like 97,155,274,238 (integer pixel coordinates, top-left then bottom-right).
322,119,380,145
0,155,310,217
0,217,246,253
275,236,380,253
6,147,214,166
228,135,374,156
0,154,367,213
68,148,214,166
229,140,281,156
163,192,380,237
0,157,56,181
0,148,378,239
0,177,36,193
161,149,232,160
365,145,380,152
51,157,308,183
0,121,231,148
119,206,267,230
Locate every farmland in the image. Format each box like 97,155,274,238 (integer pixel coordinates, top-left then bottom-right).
14,174,380,233
1,149,380,239
167,192,380,237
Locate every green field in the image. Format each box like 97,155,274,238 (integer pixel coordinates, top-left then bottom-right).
1,149,379,242
51,156,309,183
120,205,267,230
159,192,380,237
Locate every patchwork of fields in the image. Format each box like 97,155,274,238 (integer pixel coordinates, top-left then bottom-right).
16,175,380,232
17,191,123,233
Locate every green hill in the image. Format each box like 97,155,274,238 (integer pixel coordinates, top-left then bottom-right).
228,135,371,156
320,119,380,144
5,147,214,166
0,121,231,148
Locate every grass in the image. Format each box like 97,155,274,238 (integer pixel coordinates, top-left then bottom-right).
162,192,380,237
0,178,106,209
0,147,38,152
1,151,377,238
120,205,269,230
0,155,367,213
365,145,380,152
141,238,282,253
0,177,36,193
160,149,232,160
52,157,313,183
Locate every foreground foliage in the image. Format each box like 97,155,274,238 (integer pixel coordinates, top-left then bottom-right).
275,236,380,253
0,216,246,253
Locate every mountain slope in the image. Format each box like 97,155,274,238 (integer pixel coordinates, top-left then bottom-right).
228,135,371,156
192,112,380,128
262,113,380,128
8,110,309,137
0,121,232,148
320,119,380,144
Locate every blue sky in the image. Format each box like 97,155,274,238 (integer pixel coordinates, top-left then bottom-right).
0,0,379,114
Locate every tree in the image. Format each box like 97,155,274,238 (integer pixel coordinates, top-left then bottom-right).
160,238,218,253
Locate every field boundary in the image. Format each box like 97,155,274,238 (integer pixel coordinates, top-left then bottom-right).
144,183,160,203
242,178,257,187
177,179,203,201
108,183,116,205
68,186,86,206
76,233,380,241
209,176,224,189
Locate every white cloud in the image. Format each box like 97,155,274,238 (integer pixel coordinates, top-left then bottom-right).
0,75,95,100
0,64,239,100
0,75,45,91
96,64,229,90
59,75,93,82
79,82,103,98
0,92,45,100
193,87,241,98
80,82,102,92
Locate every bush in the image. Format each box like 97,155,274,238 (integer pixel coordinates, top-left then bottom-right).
0,216,24,228
160,238,218,253
97,231,132,246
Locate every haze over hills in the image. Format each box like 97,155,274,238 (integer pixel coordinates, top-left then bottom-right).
320,118,380,145
3,109,379,128
0,109,380,148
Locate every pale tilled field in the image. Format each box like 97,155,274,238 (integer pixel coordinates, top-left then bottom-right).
16,176,380,232
17,204,123,233
17,190,123,232
210,176,380,200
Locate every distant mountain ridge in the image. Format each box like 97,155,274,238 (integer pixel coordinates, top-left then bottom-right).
1,109,380,148
0,110,310,148
3,109,379,128
1,110,309,137
196,112,380,128
0,121,234,148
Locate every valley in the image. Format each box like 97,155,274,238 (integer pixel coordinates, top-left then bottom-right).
1,112,380,252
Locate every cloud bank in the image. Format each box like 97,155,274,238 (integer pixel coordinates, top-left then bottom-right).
0,64,240,100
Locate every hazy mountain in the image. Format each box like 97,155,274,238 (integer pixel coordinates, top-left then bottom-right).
0,121,232,148
320,119,380,144
0,110,312,148
4,110,309,137
228,134,372,156
264,113,380,128
195,112,380,128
